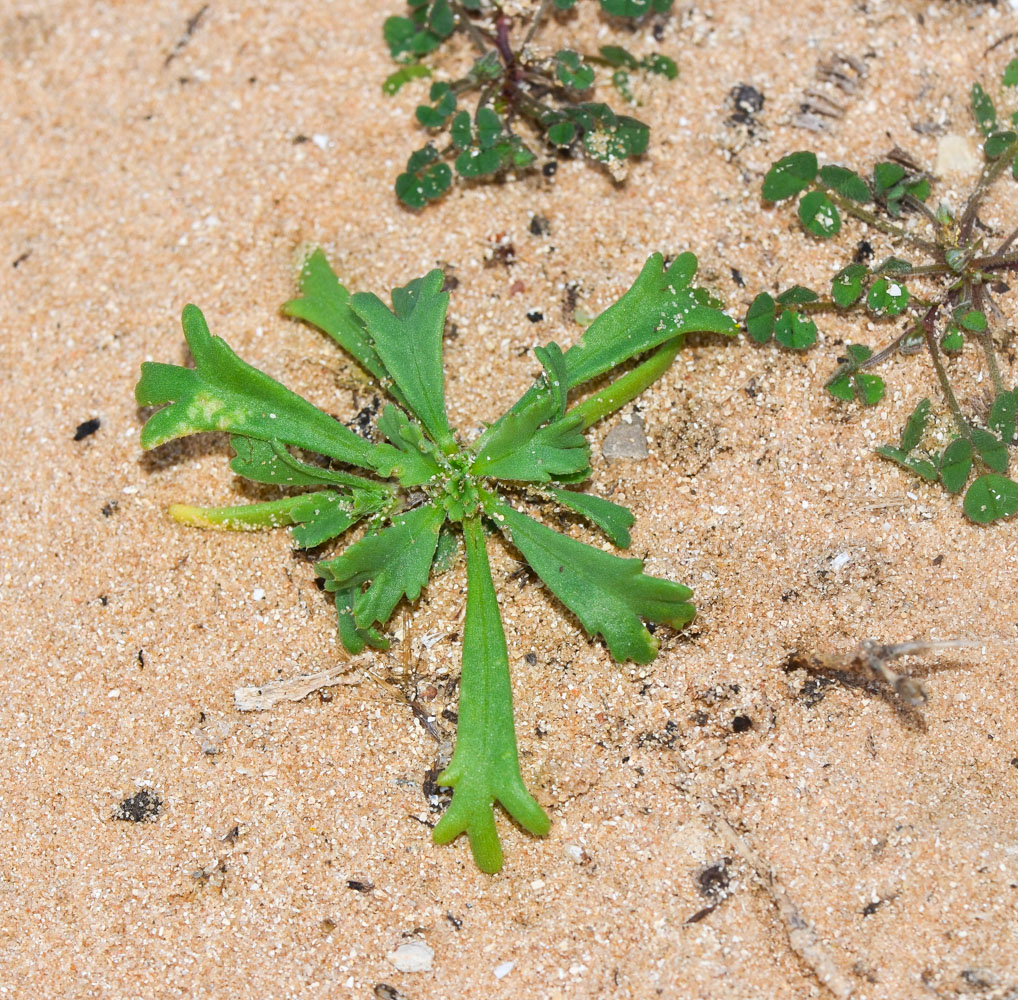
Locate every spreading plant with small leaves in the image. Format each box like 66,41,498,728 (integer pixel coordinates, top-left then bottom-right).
747,58,1018,523
135,250,734,871
383,0,678,208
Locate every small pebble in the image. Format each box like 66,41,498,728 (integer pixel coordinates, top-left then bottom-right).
387,940,434,973
494,961,515,980
602,413,649,461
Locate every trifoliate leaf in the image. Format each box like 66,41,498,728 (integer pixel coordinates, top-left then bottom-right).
544,487,635,548
395,145,452,208
555,50,595,90
866,277,909,316
964,473,1018,523
316,502,445,630
798,190,840,237
774,310,817,350
494,503,694,663
745,292,776,343
939,437,973,494
818,164,870,202
352,270,455,450
137,305,381,470
762,151,818,201
831,263,867,307
643,54,677,78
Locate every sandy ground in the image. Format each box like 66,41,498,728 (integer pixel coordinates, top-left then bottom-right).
3,0,1018,997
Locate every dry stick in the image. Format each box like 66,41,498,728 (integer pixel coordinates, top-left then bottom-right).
680,766,855,999
234,656,370,711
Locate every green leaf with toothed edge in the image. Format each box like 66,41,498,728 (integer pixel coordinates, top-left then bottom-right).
136,305,382,471
473,253,734,465
351,270,455,451
316,501,445,633
544,487,635,548
432,517,550,874
493,502,694,663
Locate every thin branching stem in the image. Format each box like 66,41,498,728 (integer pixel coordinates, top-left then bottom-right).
818,183,940,253
522,0,552,47
452,0,491,53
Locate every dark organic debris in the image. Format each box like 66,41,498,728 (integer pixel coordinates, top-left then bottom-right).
113,789,162,823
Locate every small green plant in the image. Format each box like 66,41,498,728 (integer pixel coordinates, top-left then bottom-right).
383,0,677,208
135,250,734,871
747,58,1018,523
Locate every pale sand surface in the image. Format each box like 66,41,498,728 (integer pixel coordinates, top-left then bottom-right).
2,1,1018,997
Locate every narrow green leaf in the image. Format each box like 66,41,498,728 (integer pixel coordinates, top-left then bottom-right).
281,249,390,386
494,503,694,663
316,502,445,630
534,341,568,419
963,473,1018,523
971,83,998,136
901,397,931,452
383,63,431,95
762,151,818,201
432,517,550,874
773,310,817,350
229,437,388,493
599,45,638,69
1004,59,1018,87
939,437,973,494
352,270,455,450
876,445,938,482
136,305,381,470
745,292,776,343
545,487,635,548
989,390,1017,445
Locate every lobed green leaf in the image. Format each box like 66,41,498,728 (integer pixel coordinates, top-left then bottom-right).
136,305,381,470
494,503,694,664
